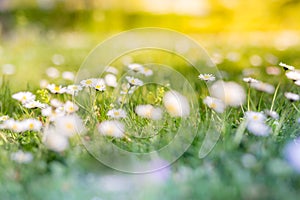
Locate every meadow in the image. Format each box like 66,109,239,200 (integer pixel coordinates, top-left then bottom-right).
1,1,300,199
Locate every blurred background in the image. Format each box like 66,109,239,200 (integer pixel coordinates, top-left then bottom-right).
1,0,300,89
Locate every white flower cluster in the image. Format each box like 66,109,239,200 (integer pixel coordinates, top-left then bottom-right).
0,118,42,132
12,92,46,109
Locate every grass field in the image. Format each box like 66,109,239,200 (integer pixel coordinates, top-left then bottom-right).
1,2,300,199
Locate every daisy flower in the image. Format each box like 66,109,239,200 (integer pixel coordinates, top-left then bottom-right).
139,67,153,76
210,80,246,107
62,71,75,81
163,90,190,117
12,91,36,103
279,62,295,71
107,108,127,119
41,106,65,121
250,82,275,94
125,76,143,87
104,74,118,88
3,119,25,133
284,138,300,173
80,78,97,88
105,66,119,75
120,83,136,95
264,110,279,120
0,115,9,122
98,120,125,138
135,105,163,120
243,77,259,83
128,63,144,72
244,111,270,136
284,92,300,102
54,114,85,137
23,100,46,109
245,111,266,123
47,84,67,94
23,119,42,132
203,96,226,113
63,101,79,114
285,70,300,81
66,84,83,96
246,121,271,137
50,99,63,108
10,151,33,164
198,74,216,82
43,127,69,152
92,78,106,91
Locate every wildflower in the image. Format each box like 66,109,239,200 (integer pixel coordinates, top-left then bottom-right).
245,111,266,123
285,70,300,81
264,110,279,120
47,84,67,94
98,120,125,138
3,119,25,132
135,105,163,120
247,121,270,136
203,96,226,113
104,74,118,88
63,101,79,114
54,114,85,137
66,84,83,95
92,78,106,91
245,111,270,136
163,90,190,117
50,99,63,108
284,92,300,102
46,67,60,78
139,67,153,76
284,138,300,173
243,77,259,83
43,127,69,152
120,83,136,95
80,78,97,88
23,100,46,109
61,71,75,81
106,66,119,74
210,80,246,107
279,62,295,71
41,106,65,121
107,108,127,119
12,91,36,103
128,63,143,72
125,76,143,87
10,151,33,164
0,115,9,122
23,119,42,132
198,74,216,82
250,82,275,94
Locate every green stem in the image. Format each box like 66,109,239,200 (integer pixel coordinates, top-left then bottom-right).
270,82,281,112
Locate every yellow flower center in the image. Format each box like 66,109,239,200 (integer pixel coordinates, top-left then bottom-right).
54,86,60,91
210,103,217,109
86,80,92,85
107,127,114,135
66,123,74,130
29,123,34,129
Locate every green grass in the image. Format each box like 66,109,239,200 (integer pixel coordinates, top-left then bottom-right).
1,29,300,200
